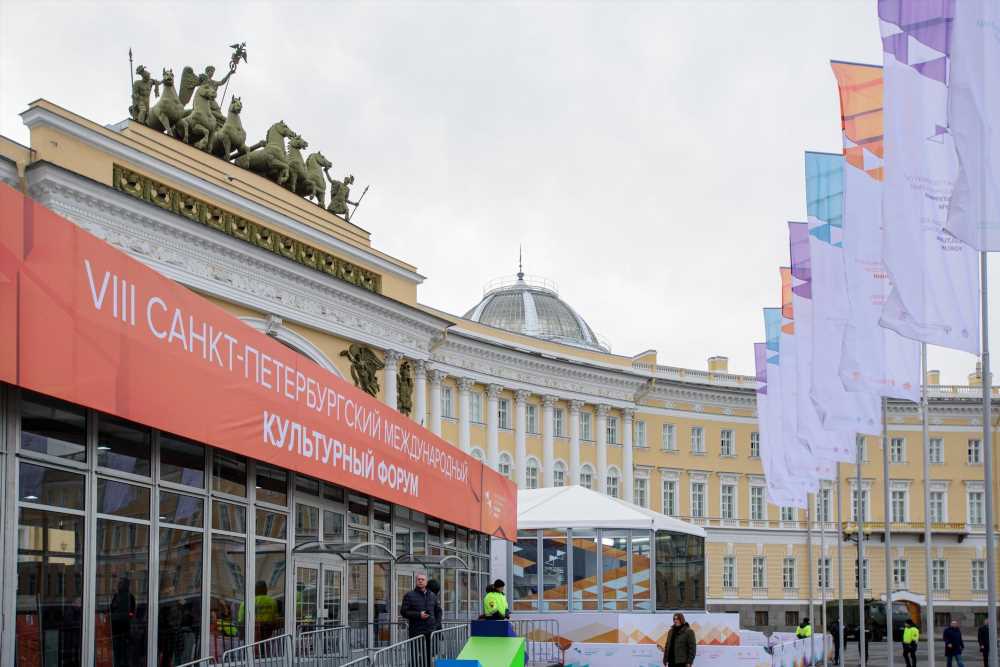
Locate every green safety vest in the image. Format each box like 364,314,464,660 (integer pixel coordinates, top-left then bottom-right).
483,591,508,617
796,625,812,639
238,595,279,625
903,627,920,644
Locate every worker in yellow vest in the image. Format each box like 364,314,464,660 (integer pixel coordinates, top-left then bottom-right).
482,579,510,620
238,580,280,639
902,619,920,667
796,617,813,639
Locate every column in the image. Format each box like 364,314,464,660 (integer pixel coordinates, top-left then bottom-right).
413,360,427,427
596,404,609,494
623,408,635,504
458,378,473,453
543,396,556,487
487,384,501,469
569,401,583,486
515,390,529,488
429,369,444,436
383,350,400,410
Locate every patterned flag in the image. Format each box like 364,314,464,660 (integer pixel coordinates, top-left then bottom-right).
830,60,922,400
804,150,882,435
946,0,1000,250
878,0,981,355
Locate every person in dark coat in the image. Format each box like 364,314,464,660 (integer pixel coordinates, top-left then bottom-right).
943,619,966,667
827,618,841,665
857,626,871,662
426,579,443,631
662,612,697,667
979,621,991,665
400,573,440,661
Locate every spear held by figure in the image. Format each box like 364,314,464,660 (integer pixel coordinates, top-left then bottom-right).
348,185,369,222
220,41,248,108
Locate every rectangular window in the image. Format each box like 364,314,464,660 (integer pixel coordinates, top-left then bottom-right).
969,439,982,464
471,392,483,423
855,559,869,590
721,484,736,520
932,559,947,591
19,390,88,462
526,405,538,434
752,556,766,589
211,535,246,657
783,557,796,589
930,491,945,522
755,610,769,627
662,424,677,451
972,560,987,591
722,556,736,588
634,478,648,508
969,491,985,525
781,506,795,522
635,420,646,447
890,437,905,463
160,433,206,488
159,527,203,663
499,399,511,429
442,387,454,418
97,413,151,476
750,487,765,521
662,480,677,516
720,429,734,456
580,412,592,441
691,482,706,518
852,489,869,522
750,431,760,458
691,427,705,453
786,611,800,627
607,416,618,444
818,557,831,589
816,488,832,523
891,489,907,523
893,559,908,588
929,437,944,463
554,408,565,437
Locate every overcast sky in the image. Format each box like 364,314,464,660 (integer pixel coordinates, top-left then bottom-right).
0,0,992,384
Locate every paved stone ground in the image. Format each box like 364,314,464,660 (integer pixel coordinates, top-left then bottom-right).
834,639,987,666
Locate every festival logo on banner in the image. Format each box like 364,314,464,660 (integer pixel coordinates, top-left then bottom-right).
0,183,516,538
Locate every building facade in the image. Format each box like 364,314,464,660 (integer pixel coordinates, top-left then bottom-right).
0,98,997,663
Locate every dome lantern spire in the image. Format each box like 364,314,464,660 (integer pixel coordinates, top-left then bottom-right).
517,245,524,282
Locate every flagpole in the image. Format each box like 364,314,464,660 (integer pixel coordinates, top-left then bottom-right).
837,462,845,665
820,491,828,667
921,343,935,667
882,396,895,667
807,492,815,661
857,436,867,667
980,250,998,667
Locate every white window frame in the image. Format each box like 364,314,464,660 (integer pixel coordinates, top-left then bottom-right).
752,556,766,589
972,559,987,591
442,386,454,419
969,439,982,464
498,398,511,430
750,485,765,522
691,481,706,518
893,558,908,588
554,408,565,437
691,426,705,454
498,452,513,479
783,557,796,590
968,489,986,526
606,416,619,445
606,466,620,498
720,429,734,457
929,437,944,464
722,556,736,589
932,559,948,591
526,404,538,435
816,488,832,523
471,392,484,423
781,506,796,523
750,431,760,458
634,420,646,448
852,487,870,522
721,483,737,520
890,488,908,523
662,479,678,516
471,447,485,461
890,437,905,464
580,412,593,441
525,457,540,489
929,489,947,523
662,423,677,451
553,460,566,487
818,557,831,589
634,477,648,508
580,464,594,490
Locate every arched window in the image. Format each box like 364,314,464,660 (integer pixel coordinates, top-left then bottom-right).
607,466,620,498
553,460,566,487
525,458,540,489
499,452,513,480
471,448,485,462
580,464,594,490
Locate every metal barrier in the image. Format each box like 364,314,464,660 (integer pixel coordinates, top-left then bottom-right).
221,633,293,666
510,619,563,666
337,656,371,667
176,659,214,667
348,621,407,652
430,624,470,661
295,626,351,666
370,634,430,667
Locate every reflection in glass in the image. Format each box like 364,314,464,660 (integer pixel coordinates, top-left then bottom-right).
631,531,652,611
213,452,247,497
373,502,391,533
571,531,598,611
373,562,390,626
212,501,247,533
513,535,538,611
98,479,150,520
601,530,629,610
256,464,287,506
295,567,318,630
296,504,319,547
324,569,343,625
542,530,568,611
251,541,286,640
20,390,87,462
441,567,456,619
348,563,368,627
211,535,245,660
160,434,205,488
348,495,369,527
159,492,204,528
159,527,203,666
256,509,287,540
655,531,705,611
19,461,86,510
97,414,151,476
295,475,320,497
323,510,345,544
96,520,149,667
16,508,86,667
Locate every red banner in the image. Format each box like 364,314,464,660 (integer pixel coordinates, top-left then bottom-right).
0,183,516,538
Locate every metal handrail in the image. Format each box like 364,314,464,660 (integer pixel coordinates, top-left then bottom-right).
510,618,563,666
295,625,351,665
176,659,214,667
338,657,371,667
221,632,293,666
370,634,430,667
430,624,470,661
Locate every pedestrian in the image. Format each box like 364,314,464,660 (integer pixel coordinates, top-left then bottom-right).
662,612,697,667
482,579,510,621
400,572,439,663
857,626,871,661
943,619,966,667
827,618,841,665
426,579,443,631
901,619,919,667
978,620,990,665
796,617,813,639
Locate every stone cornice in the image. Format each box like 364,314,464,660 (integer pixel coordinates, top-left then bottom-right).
0,156,18,189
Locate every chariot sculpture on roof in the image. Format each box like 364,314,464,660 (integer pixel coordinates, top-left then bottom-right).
128,42,366,218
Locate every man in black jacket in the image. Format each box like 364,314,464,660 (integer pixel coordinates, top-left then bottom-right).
400,573,440,661
979,621,991,665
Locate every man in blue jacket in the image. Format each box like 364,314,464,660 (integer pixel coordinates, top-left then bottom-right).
400,573,441,661
943,619,965,667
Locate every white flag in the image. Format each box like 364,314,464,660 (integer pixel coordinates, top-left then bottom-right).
879,0,981,355
946,0,1000,250
831,60,922,401
804,151,883,436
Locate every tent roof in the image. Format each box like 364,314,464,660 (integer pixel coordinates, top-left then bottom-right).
517,485,706,537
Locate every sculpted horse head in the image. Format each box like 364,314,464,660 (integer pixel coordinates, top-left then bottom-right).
161,68,175,87
228,96,242,115
308,151,332,171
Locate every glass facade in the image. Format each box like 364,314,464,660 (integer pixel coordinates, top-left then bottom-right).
515,527,705,612
4,385,492,667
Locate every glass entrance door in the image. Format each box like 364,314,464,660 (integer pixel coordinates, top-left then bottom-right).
322,567,344,627
294,560,345,633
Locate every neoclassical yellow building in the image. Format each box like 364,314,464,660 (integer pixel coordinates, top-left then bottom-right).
1,99,996,641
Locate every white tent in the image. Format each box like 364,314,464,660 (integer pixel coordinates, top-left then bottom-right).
517,485,706,537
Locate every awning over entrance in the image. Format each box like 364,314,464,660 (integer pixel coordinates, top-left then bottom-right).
292,541,396,561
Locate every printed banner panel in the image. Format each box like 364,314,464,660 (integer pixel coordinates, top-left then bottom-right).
563,643,770,667
0,183,517,538
513,612,740,645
